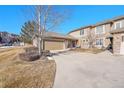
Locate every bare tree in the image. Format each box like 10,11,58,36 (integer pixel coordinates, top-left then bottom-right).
23,5,68,55
87,28,96,48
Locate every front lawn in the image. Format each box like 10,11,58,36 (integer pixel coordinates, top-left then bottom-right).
0,47,56,88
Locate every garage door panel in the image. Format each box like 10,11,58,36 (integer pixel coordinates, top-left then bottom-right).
45,40,64,50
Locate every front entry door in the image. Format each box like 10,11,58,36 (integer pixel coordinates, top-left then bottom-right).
120,35,124,55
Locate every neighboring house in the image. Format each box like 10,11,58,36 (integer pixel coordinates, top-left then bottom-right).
0,32,11,43
68,15,124,55
33,32,77,50
0,32,20,43
0,31,22,46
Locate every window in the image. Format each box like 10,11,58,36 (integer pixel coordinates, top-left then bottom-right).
96,39,99,45
95,25,104,34
80,29,84,35
122,36,124,42
83,40,85,42
115,22,121,29
96,39,103,45
122,20,124,27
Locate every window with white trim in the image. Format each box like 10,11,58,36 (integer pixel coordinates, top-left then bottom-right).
115,22,121,29
122,36,124,42
95,25,104,34
96,39,103,45
122,20,124,27
80,29,84,35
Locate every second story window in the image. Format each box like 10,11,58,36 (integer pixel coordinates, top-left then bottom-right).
122,36,124,42
115,22,121,29
122,20,124,27
95,25,104,34
80,29,84,35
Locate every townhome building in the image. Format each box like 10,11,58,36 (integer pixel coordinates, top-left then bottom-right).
68,15,124,55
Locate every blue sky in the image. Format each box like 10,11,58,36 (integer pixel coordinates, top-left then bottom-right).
0,5,124,35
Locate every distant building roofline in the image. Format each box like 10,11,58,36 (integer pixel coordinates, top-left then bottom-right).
68,15,124,34
68,25,92,34
34,31,77,40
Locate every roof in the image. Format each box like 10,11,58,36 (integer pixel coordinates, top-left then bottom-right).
93,15,124,26
68,15,124,34
68,25,92,34
110,27,124,34
35,31,77,40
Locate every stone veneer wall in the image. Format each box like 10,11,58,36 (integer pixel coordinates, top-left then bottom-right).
68,24,113,49
113,33,121,54
91,24,111,48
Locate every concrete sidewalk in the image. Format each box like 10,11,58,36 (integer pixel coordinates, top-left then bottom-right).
53,51,124,88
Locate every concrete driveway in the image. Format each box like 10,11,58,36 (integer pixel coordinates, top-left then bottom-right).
53,51,124,88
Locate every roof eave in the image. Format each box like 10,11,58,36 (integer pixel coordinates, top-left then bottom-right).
68,25,92,34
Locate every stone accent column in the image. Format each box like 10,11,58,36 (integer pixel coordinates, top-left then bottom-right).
113,33,121,55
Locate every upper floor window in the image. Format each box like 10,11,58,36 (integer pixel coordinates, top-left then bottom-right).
122,36,124,42
95,25,104,34
80,29,84,35
115,22,121,29
122,20,124,27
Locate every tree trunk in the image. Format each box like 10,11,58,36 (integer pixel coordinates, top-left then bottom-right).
38,37,41,55
38,9,41,55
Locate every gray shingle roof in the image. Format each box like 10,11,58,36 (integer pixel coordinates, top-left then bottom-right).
44,31,77,40
93,15,124,26
68,25,92,34
68,15,124,34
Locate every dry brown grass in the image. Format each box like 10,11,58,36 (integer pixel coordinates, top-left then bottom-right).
0,47,56,88
70,48,105,54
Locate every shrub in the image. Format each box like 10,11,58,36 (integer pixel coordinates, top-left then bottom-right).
19,52,40,61
19,47,52,61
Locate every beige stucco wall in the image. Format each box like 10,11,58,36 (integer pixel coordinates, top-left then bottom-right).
69,30,80,47
69,30,81,38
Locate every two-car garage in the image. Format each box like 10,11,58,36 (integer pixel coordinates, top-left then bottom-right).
33,31,77,51
44,40,64,50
